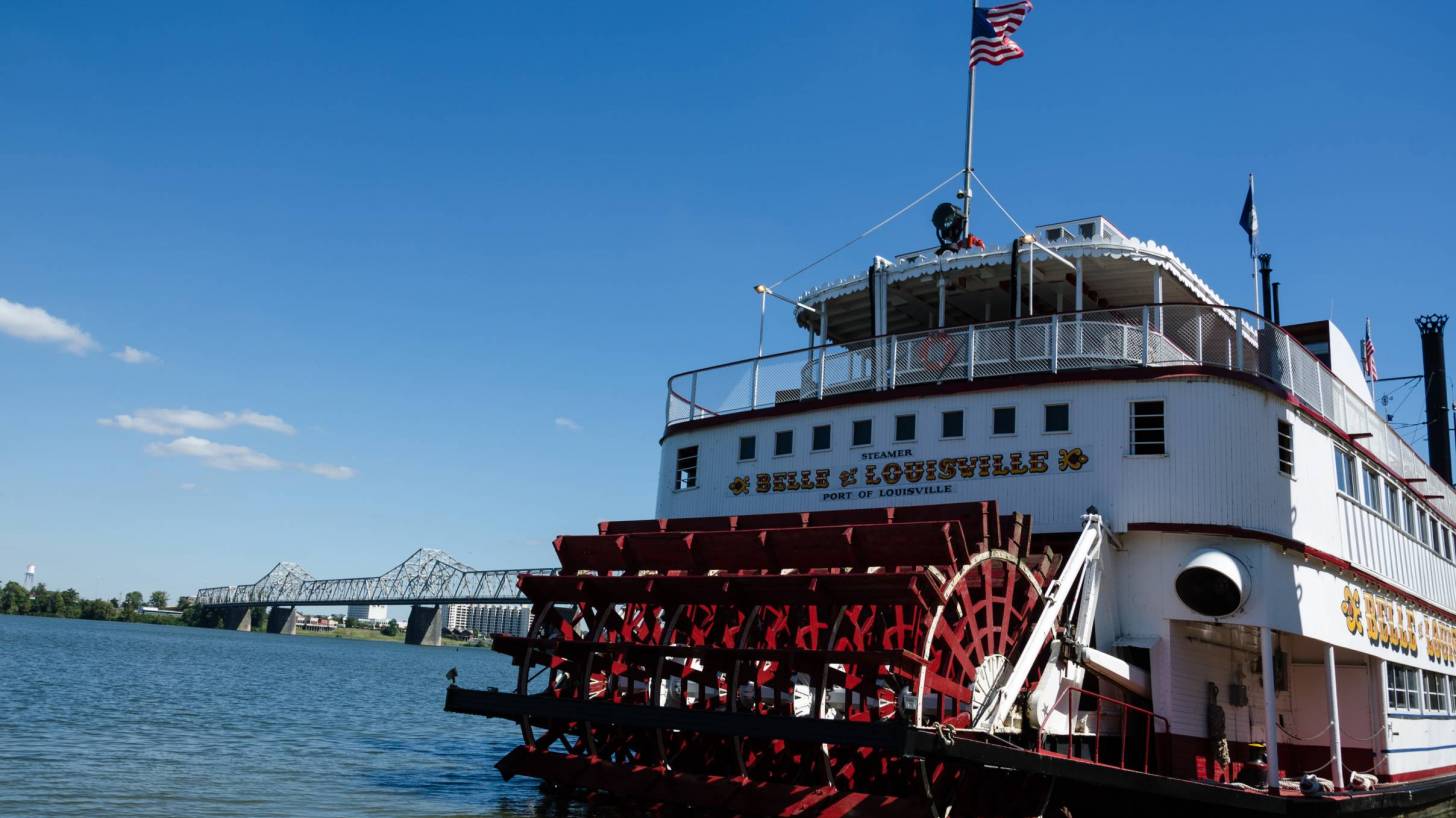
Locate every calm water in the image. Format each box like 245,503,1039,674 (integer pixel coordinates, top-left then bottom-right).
1,615,579,818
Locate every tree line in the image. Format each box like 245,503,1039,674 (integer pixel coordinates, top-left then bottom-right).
0,582,223,626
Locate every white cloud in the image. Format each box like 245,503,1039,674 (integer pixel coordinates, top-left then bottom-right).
98,408,296,437
113,346,159,365
554,416,583,432
145,435,356,480
179,482,198,491
146,436,283,472
0,297,99,355
304,463,357,480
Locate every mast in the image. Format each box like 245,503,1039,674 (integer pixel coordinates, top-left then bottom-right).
961,0,978,239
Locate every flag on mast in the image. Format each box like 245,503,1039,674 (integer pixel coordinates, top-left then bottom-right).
970,1,1033,67
1362,318,1379,381
1238,175,1258,257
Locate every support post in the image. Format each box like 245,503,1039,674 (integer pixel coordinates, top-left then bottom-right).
405,604,443,647
222,607,252,632
1325,644,1345,790
1050,315,1059,373
688,373,698,421
966,325,976,381
1141,305,1150,365
1153,270,1164,332
1260,626,1282,793
817,303,829,399
267,605,298,635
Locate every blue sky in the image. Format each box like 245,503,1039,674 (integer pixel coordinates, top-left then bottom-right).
3,2,1453,601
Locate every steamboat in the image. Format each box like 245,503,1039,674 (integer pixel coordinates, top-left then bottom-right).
445,6,1456,816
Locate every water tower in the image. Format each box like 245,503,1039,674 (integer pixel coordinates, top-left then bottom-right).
23,564,36,590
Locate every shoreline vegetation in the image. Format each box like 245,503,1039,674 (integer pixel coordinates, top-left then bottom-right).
1,581,488,646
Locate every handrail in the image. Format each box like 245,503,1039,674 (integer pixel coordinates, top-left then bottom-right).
1036,685,1171,775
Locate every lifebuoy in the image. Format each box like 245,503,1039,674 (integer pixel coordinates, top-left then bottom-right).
916,330,958,372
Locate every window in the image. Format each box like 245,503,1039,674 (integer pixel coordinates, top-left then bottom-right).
738,435,756,462
852,419,872,447
1362,466,1382,512
1404,495,1416,536
1045,403,1070,434
1426,671,1449,713
895,414,916,442
1388,662,1421,710
1277,420,1294,475
1129,401,1165,455
1418,510,1430,546
941,410,964,439
674,446,698,491
992,406,1016,436
1445,527,1453,561
1386,481,1401,524
1334,448,1355,496
774,430,793,457
812,424,831,452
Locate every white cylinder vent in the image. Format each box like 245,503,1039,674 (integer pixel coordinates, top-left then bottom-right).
1175,549,1250,617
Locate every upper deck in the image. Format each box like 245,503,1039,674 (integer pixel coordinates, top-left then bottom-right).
661,218,1455,531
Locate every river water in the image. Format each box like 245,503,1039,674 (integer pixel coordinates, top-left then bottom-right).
1,615,580,818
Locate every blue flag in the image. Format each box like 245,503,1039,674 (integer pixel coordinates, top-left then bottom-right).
1238,176,1258,257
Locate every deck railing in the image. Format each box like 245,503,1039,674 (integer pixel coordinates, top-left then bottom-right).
1036,685,1172,774
665,302,1453,523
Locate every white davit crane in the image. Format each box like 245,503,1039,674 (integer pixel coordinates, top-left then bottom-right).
968,508,1149,734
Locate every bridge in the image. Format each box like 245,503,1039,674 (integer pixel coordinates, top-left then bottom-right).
195,548,553,646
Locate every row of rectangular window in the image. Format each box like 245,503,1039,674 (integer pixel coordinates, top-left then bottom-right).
1335,446,1454,561
736,404,1072,461
1388,662,1455,714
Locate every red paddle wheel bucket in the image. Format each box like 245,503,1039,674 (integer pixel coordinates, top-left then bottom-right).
447,501,1064,817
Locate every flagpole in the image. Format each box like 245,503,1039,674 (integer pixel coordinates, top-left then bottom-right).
961,0,978,239
1249,172,1260,316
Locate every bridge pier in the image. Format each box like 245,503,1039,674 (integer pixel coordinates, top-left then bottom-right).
222,608,252,632
267,606,299,635
405,604,443,646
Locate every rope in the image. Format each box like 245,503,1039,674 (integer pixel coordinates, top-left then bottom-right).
933,721,957,747
1303,756,1335,775
970,171,1029,239
1341,723,1387,743
1277,720,1332,742
767,168,963,290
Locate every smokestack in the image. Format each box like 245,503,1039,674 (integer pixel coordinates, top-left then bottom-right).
1417,314,1452,484
1272,282,1282,326
1259,254,1273,321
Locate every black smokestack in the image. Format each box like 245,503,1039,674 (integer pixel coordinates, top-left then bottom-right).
1417,314,1453,484
1259,254,1273,321
1272,282,1282,326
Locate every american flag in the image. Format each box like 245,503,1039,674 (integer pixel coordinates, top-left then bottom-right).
970,2,1033,68
1362,318,1378,381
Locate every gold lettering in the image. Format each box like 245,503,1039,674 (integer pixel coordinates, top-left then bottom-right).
940,458,960,480
773,472,789,492
815,469,830,489
991,454,1010,477
882,463,903,485
1008,452,1029,475
903,461,925,483
756,473,771,494
839,467,858,488
977,455,993,477
1029,451,1049,474
864,465,881,485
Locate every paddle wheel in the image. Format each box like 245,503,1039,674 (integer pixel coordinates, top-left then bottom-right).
448,501,1106,817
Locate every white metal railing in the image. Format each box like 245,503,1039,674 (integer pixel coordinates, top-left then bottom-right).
665,303,1453,525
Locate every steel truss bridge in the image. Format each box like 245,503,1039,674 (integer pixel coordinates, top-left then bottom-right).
195,548,554,609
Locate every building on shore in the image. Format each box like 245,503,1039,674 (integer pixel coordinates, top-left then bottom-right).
444,603,530,637
345,604,389,624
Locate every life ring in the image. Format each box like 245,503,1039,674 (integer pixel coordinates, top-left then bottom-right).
916,330,958,372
